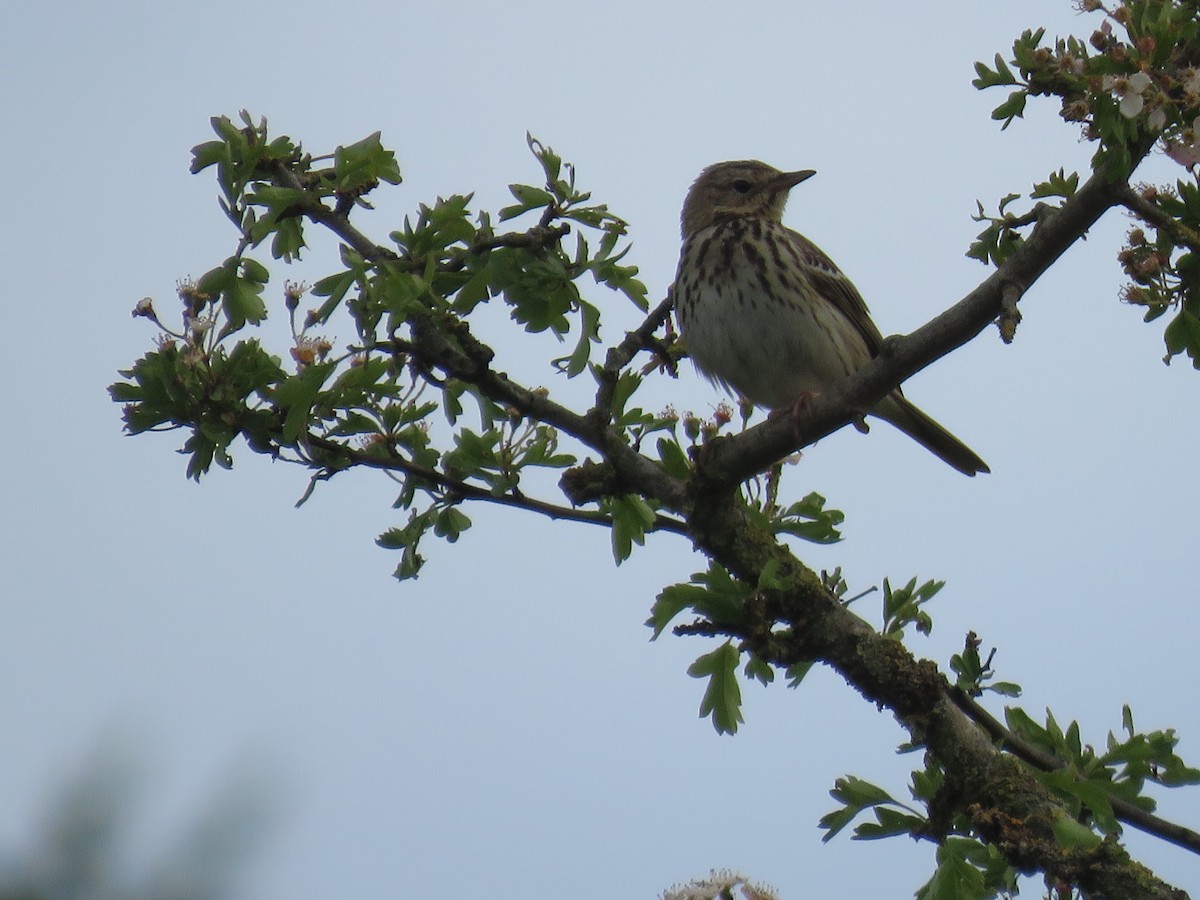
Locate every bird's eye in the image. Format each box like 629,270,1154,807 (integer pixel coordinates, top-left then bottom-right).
730,179,753,194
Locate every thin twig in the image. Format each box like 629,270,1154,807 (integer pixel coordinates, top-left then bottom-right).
1117,183,1200,253
303,431,690,537
594,294,677,414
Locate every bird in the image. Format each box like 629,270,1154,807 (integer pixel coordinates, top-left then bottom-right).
672,160,989,476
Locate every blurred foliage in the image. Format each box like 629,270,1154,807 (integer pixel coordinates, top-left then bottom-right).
0,744,275,900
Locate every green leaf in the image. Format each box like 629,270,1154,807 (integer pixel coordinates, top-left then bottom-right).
190,139,228,175
607,494,656,564
271,362,336,442
240,257,269,283
656,437,690,479
971,53,1019,90
785,660,814,688
498,183,554,220
1038,768,1117,833
510,184,553,207
309,270,357,324
434,506,472,543
196,264,233,297
854,806,926,840
222,277,268,331
881,576,942,639
525,133,563,186
688,642,744,735
377,509,435,581
646,584,694,639
557,298,601,376
988,681,1022,697
1163,309,1200,366
333,131,402,192
270,218,306,261
819,776,898,842
772,491,844,544
648,563,751,637
1052,814,1103,850
991,89,1028,129
916,839,988,900
609,371,642,421
744,654,774,686
1031,168,1079,199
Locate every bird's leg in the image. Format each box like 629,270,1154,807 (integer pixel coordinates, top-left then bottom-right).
768,391,819,443
769,393,871,438
767,391,820,422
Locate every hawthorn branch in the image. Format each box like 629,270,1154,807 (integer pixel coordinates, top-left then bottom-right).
270,137,1189,896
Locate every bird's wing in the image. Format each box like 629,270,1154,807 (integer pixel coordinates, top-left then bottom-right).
788,230,884,357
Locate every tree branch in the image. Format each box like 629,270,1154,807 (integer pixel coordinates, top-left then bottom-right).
594,293,678,416
272,137,1190,897
1117,182,1200,254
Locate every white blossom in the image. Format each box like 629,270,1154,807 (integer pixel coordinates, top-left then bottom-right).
1166,116,1200,168
1105,71,1153,119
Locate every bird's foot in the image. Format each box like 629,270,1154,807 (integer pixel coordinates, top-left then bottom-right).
769,393,871,439
769,392,820,443
768,391,820,422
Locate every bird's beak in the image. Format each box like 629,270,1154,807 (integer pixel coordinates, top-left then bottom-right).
772,169,816,192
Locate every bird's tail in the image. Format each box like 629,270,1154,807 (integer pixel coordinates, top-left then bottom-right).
877,395,990,477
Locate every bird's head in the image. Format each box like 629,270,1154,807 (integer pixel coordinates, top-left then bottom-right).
680,160,815,238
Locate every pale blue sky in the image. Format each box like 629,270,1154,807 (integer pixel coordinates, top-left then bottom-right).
2,2,1198,897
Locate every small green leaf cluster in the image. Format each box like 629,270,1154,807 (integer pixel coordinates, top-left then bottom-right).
647,562,766,735
766,492,844,544
949,633,1022,697
819,774,1019,899
880,576,943,640
916,839,1019,900
742,488,844,546
1009,705,1200,836
649,563,754,644
111,330,284,481
819,775,927,843
815,643,1027,895
650,562,956,735
491,135,648,376
602,402,844,566
192,112,401,262
819,685,1200,897
967,170,1079,267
